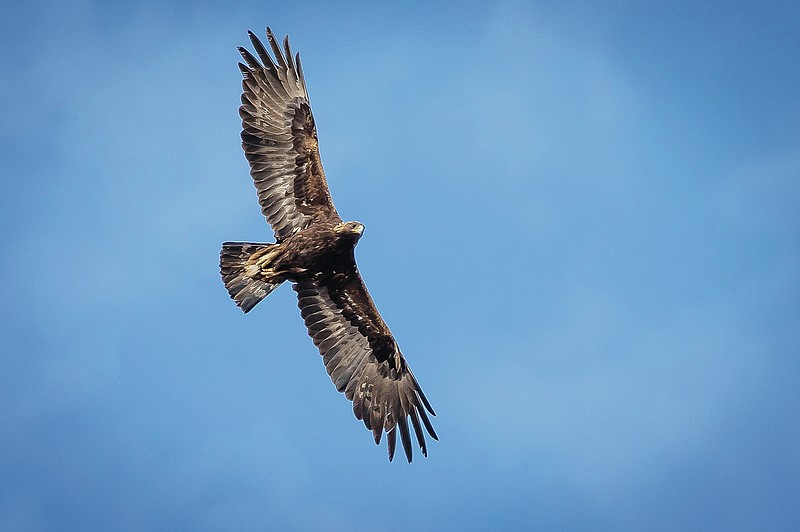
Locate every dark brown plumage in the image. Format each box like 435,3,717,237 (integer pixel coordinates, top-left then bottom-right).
219,27,437,462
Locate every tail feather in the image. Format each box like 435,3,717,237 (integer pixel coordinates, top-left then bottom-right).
220,242,281,313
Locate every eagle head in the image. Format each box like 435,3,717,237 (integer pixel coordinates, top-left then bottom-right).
335,221,365,241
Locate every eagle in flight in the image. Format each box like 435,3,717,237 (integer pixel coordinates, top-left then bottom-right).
220,28,437,462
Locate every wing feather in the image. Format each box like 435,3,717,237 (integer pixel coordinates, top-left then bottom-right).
247,30,277,73
387,424,397,461
239,28,338,240
293,273,437,462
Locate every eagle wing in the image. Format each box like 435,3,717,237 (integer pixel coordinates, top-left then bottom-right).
238,28,339,241
294,272,437,462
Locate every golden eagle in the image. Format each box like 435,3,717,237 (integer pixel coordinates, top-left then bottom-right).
220,28,437,462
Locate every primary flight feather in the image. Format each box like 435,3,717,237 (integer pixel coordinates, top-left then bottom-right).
220,27,437,462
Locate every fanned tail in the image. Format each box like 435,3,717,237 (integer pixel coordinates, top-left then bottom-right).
220,242,282,313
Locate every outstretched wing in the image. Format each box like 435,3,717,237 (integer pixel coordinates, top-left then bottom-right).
294,272,438,462
238,28,339,241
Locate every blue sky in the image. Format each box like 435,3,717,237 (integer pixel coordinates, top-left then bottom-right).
1,1,798,530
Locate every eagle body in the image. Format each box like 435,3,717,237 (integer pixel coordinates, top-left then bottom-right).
272,221,365,276
219,28,437,462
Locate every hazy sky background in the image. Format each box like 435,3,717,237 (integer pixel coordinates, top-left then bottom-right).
1,1,798,530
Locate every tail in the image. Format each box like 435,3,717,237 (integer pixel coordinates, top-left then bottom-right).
220,242,282,313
